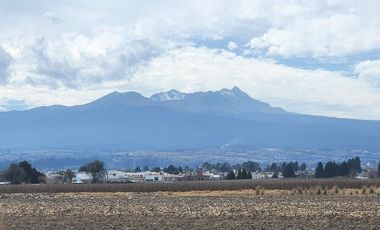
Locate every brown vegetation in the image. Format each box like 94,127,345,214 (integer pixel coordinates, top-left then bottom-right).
0,189,379,229
1,178,380,194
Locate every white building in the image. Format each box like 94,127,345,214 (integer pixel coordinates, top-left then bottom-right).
203,172,221,180
144,172,163,182
163,173,184,182
126,171,164,182
251,172,266,179
72,172,92,184
106,170,129,183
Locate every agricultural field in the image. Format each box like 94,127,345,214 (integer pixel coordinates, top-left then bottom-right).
0,181,379,229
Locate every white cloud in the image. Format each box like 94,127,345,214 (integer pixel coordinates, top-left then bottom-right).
355,60,380,87
0,45,12,83
131,47,380,120
0,0,380,120
227,41,238,50
249,2,380,57
43,11,63,23
5,27,181,89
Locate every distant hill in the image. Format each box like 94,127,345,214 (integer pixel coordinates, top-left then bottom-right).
1,87,380,151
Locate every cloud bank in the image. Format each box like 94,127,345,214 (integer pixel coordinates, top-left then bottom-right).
0,0,380,119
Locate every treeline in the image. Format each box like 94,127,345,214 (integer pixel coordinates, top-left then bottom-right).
202,161,261,173
265,161,307,173
315,157,362,178
135,165,185,175
2,161,45,184
226,169,253,180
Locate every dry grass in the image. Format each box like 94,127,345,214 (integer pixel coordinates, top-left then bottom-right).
1,178,380,194
161,186,380,197
0,210,5,230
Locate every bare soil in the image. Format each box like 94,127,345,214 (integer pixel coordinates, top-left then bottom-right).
0,191,379,229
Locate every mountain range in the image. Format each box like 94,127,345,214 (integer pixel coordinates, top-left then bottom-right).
1,87,380,152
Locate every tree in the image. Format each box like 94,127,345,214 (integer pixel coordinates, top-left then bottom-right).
18,161,45,184
79,160,106,183
241,169,248,179
300,162,307,171
378,163,380,178
226,170,235,180
281,162,287,172
267,163,280,172
64,169,75,183
218,163,231,173
247,170,252,179
143,166,149,172
152,167,161,172
347,157,362,175
163,165,179,174
291,161,299,171
56,169,75,184
4,164,26,184
241,161,261,172
134,167,141,172
315,162,324,178
337,162,350,177
324,161,339,178
202,162,212,170
282,163,296,178
272,172,278,178
236,169,242,179
354,157,362,173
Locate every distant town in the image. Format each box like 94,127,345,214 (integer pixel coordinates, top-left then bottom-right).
1,157,379,185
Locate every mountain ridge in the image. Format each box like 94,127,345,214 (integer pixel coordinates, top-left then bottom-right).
1,87,380,152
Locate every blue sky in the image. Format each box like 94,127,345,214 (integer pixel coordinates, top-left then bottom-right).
1,0,380,120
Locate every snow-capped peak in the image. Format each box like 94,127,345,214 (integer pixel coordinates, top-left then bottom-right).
150,89,186,102
218,86,249,98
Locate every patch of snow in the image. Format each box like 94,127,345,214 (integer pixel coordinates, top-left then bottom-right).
219,89,235,96
150,90,186,102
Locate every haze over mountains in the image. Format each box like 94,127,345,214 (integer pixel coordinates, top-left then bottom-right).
1,87,380,152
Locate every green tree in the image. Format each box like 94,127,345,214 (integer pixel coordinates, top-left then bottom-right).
272,172,278,178
282,163,296,178
152,167,161,172
4,164,26,184
134,167,141,172
202,162,212,170
18,161,45,184
354,157,362,173
226,170,235,180
347,157,362,175
241,168,248,179
315,162,324,178
218,163,231,173
247,170,252,179
64,169,75,183
241,161,261,172
57,169,75,184
236,169,242,179
324,161,338,178
268,163,280,172
79,160,106,183
337,161,350,177
163,165,180,174
300,162,307,171
142,166,149,171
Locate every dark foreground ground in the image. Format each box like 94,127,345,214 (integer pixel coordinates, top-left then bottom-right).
0,189,379,230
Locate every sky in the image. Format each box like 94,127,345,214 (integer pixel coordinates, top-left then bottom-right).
1,0,380,120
